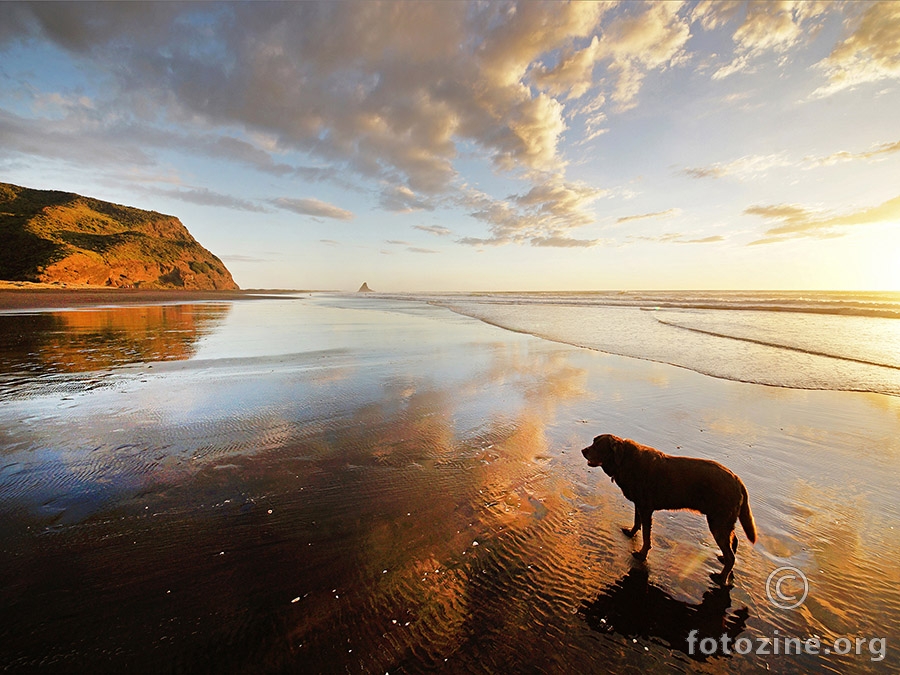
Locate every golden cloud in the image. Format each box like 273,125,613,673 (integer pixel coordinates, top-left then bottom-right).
746,194,900,244
616,208,680,224
813,1,900,97
700,0,830,80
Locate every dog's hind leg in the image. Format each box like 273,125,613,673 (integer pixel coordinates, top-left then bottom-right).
622,504,641,538
717,531,738,562
709,522,736,586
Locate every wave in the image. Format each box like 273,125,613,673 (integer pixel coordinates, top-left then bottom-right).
423,295,900,397
655,317,900,373
395,291,900,320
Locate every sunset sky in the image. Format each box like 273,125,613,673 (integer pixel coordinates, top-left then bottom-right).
1,1,899,291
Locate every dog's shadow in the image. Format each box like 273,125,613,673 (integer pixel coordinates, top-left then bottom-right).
578,566,749,661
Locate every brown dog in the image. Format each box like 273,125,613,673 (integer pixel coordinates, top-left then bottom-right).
582,434,756,585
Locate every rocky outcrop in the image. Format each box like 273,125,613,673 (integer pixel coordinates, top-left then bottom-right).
358,282,373,292
0,182,238,290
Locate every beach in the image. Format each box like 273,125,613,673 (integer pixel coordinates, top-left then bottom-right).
0,283,302,311
0,293,897,673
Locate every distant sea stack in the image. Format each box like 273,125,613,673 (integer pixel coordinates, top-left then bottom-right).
358,282,373,293
0,182,239,290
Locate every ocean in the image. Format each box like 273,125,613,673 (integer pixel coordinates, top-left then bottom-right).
382,290,900,397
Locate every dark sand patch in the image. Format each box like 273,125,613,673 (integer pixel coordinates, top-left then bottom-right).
0,283,306,311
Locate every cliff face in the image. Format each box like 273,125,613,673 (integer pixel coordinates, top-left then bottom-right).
0,183,239,290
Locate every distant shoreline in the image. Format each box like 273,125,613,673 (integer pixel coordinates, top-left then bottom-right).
0,282,312,311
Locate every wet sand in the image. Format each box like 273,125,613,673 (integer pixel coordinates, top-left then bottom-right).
0,295,897,672
0,284,305,311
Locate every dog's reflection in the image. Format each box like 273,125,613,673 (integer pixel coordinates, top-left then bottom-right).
579,567,749,661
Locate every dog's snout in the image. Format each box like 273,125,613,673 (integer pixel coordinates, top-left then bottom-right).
582,445,600,467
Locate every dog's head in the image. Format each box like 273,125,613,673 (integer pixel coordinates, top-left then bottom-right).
582,434,626,480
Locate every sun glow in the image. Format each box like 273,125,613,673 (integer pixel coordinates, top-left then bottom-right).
880,224,900,292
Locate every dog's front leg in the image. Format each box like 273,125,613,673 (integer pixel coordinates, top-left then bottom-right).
622,504,641,537
632,508,653,560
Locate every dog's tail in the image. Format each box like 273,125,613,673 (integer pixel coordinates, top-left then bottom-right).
739,482,757,543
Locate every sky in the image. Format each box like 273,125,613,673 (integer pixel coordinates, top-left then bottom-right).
1,1,899,292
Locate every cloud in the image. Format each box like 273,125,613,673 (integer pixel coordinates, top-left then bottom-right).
632,233,725,244
812,1,900,97
0,108,157,169
697,1,832,80
515,181,606,222
383,239,438,254
530,235,600,248
594,2,692,110
684,140,900,178
459,178,604,247
11,1,892,253
414,225,452,237
0,102,347,198
808,139,900,166
148,187,266,212
272,197,354,220
681,153,792,180
379,185,434,213
0,2,700,246
220,253,272,264
691,1,743,31
479,1,606,89
683,235,725,243
616,208,680,224
531,36,603,100
0,3,183,53
746,194,900,244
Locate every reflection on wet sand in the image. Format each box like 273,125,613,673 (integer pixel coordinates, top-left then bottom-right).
0,303,230,376
0,308,621,672
580,567,749,662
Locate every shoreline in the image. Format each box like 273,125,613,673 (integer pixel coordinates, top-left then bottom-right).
0,283,309,311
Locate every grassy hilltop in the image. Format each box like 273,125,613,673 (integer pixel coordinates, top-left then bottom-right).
0,182,238,290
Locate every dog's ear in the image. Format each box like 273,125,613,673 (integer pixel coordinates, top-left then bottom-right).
611,436,626,469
